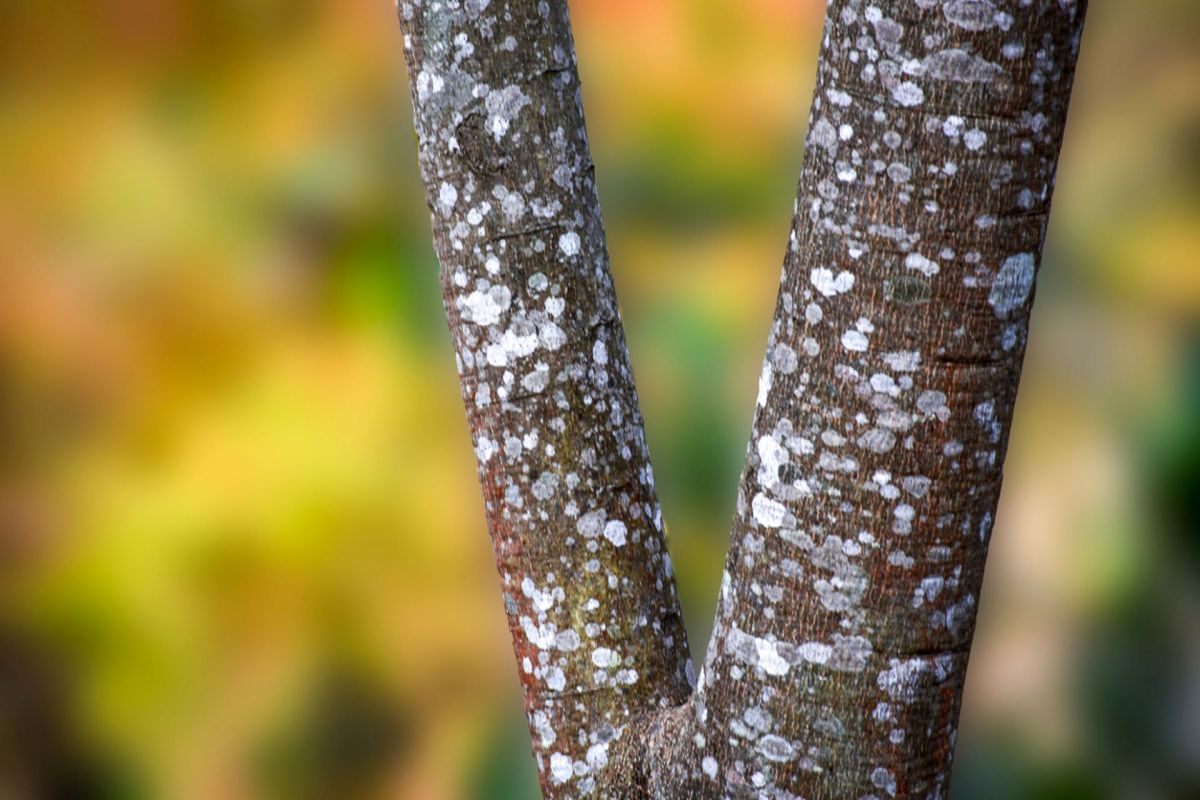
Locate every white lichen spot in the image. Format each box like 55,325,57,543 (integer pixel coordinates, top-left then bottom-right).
904,253,939,277
858,428,896,453
591,647,618,668
798,641,833,665
831,635,874,672
438,182,458,211
870,373,898,395
476,436,498,462
702,756,718,780
772,343,799,374
462,285,511,327
902,475,931,497
842,329,869,352
916,390,951,421
592,340,608,365
415,69,444,101
975,399,996,425
555,629,580,652
872,766,898,797
883,350,921,372
754,638,790,676
887,162,912,183
586,743,609,771
877,656,949,703
577,510,606,538
532,709,556,747
988,252,1036,317
757,435,788,487
531,471,559,501
615,668,638,685
756,362,773,407
811,268,855,297
758,735,796,763
891,81,925,107
521,362,551,394
499,190,526,222
943,0,999,32
924,49,1007,83
603,520,628,547
539,321,567,351
963,128,987,151
827,88,852,107
810,118,838,152
558,230,581,257
485,85,531,141
549,752,574,784
751,493,787,528
501,325,538,360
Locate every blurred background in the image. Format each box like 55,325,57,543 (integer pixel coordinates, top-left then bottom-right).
1,0,1197,797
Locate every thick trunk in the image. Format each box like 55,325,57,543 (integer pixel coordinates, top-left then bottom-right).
640,1,1088,797
395,1,1086,798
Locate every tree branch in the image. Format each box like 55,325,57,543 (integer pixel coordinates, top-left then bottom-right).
395,1,692,796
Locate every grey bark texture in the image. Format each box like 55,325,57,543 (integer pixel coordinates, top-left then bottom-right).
395,1,1087,798
396,1,694,795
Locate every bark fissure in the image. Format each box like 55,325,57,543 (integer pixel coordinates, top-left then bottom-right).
394,1,1086,797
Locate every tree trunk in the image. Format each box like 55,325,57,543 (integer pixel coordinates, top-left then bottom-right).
394,1,1087,798
395,2,693,796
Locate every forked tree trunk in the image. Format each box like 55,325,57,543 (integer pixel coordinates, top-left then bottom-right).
395,1,1086,798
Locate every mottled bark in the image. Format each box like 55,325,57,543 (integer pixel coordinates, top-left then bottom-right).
394,1,693,797
395,1,1086,799
640,1,1088,798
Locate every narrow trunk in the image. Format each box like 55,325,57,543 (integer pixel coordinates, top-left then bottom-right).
395,2,692,796
395,1,1087,798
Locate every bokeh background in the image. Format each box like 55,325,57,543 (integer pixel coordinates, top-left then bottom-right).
1,1,1197,798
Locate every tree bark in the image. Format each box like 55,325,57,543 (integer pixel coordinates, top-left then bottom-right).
395,2,693,796
395,1,1086,798
632,1,1089,797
